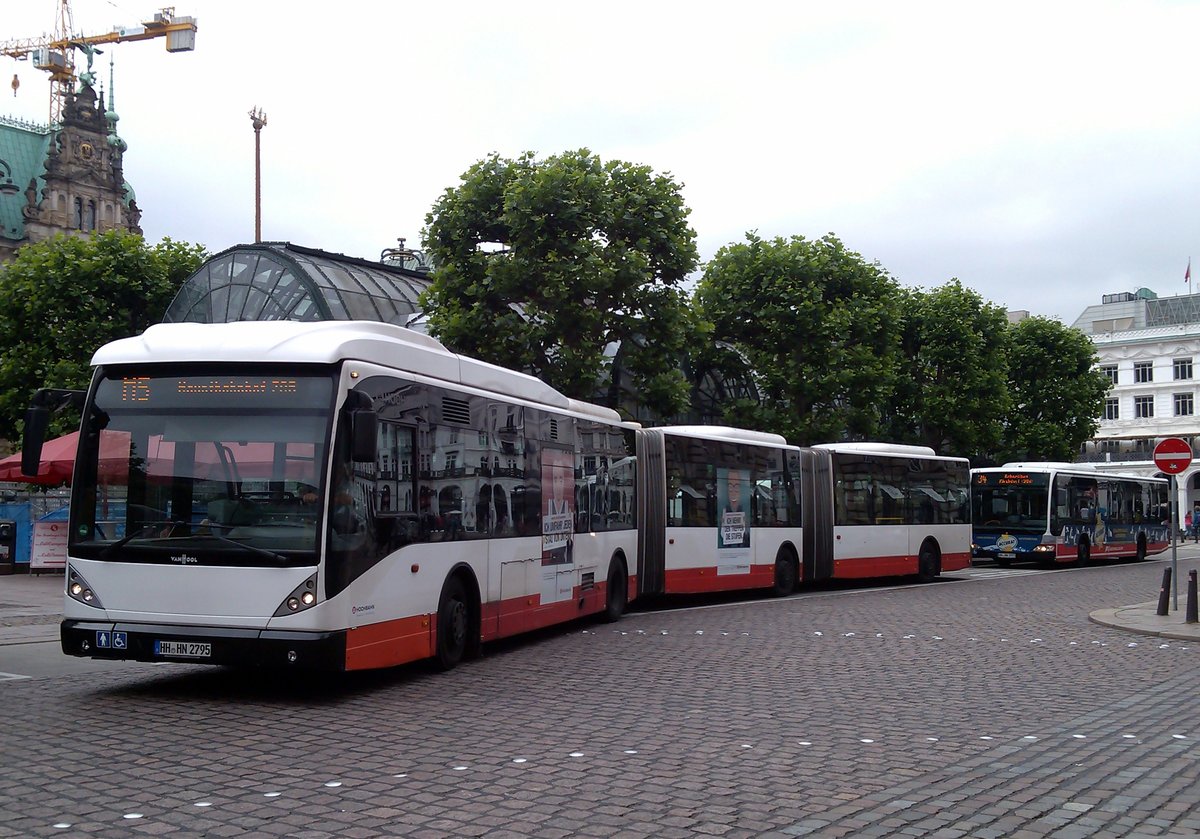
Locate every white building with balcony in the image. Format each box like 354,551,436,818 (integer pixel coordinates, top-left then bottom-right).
1073,287,1200,517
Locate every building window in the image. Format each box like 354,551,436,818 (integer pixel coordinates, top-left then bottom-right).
1176,358,1194,380
1134,362,1153,383
1176,394,1194,416
1104,398,1119,420
1134,395,1155,418
1100,365,1118,386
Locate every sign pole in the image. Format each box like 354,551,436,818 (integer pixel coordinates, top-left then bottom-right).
1172,474,1179,611
1153,436,1194,613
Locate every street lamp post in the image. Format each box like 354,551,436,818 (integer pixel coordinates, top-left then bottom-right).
248,107,267,242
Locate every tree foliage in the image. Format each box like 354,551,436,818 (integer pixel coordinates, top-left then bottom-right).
0,231,206,439
886,280,1010,458
421,149,699,418
1002,316,1108,462
694,233,902,444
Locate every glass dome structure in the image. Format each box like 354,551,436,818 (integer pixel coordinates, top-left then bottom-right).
163,242,432,326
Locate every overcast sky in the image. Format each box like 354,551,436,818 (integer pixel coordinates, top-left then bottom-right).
6,0,1200,324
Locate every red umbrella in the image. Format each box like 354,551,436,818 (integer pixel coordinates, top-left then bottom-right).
0,431,84,486
0,431,133,486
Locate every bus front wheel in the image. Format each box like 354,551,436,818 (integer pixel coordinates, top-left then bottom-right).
434,576,470,671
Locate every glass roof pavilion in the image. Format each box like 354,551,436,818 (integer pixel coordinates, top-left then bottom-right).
163,241,431,326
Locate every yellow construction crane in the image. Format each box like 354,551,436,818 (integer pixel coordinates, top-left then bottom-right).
1,2,197,125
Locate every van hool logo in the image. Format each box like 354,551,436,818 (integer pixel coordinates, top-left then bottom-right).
351,604,375,615
170,554,198,564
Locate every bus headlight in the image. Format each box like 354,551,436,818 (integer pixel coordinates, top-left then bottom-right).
273,573,319,617
66,566,104,609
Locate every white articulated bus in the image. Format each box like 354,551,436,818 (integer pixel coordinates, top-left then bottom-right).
34,320,637,671
800,443,972,583
633,431,969,596
636,426,805,596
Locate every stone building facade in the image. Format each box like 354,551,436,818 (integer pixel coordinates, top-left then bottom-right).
0,79,140,264
1073,288,1200,516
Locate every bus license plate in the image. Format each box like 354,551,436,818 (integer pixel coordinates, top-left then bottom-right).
155,640,211,658
998,552,1016,559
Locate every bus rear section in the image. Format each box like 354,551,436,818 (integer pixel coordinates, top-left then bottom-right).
636,427,804,597
804,444,972,582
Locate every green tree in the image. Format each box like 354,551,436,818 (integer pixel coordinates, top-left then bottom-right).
694,233,903,444
421,149,699,418
0,231,206,439
885,280,1010,458
1003,316,1107,461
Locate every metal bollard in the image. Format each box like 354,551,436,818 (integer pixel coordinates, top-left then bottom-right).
1158,568,1173,616
1189,571,1199,624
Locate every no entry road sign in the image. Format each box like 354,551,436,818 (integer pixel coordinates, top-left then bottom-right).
1154,437,1193,474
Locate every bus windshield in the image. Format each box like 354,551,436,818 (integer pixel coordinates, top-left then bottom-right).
971,472,1049,533
69,367,336,566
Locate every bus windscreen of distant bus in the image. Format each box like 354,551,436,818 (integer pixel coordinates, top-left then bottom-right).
971,471,1050,533
70,367,335,566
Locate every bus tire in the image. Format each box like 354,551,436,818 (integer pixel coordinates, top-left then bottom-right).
772,547,799,596
1135,535,1147,562
917,542,939,583
1077,539,1091,567
603,559,628,623
434,575,470,671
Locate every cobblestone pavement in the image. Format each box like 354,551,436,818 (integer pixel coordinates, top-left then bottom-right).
3,556,1200,838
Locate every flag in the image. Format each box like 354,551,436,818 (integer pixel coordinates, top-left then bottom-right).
1188,258,1192,285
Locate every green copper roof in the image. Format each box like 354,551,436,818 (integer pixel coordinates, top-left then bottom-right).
0,117,52,244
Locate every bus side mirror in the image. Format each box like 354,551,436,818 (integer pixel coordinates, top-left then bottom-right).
350,409,377,463
21,406,49,477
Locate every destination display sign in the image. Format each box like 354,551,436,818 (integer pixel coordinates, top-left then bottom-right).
973,471,1048,487
96,373,332,410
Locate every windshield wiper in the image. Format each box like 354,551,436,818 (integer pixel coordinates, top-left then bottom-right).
195,532,289,565
99,522,177,558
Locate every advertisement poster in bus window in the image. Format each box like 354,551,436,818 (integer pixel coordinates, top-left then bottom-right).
541,448,575,602
717,467,751,574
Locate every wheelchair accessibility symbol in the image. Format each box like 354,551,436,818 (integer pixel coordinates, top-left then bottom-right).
95,631,127,650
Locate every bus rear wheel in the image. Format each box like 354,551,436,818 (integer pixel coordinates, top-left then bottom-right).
773,549,798,596
603,561,627,622
434,576,470,671
917,544,939,583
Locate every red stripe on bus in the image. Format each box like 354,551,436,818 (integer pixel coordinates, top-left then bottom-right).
941,551,971,571
661,565,775,594
345,614,433,671
347,571,639,670
833,555,918,578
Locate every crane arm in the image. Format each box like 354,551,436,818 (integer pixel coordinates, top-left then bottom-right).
0,10,197,60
